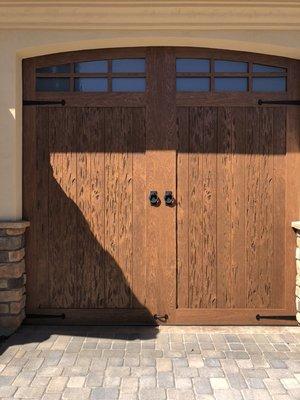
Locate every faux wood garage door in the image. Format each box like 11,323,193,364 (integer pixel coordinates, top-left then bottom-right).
23,47,300,325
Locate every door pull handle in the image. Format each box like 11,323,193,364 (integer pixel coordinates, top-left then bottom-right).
149,191,160,206
164,191,175,206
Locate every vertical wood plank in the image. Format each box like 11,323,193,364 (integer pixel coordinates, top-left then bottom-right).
245,107,261,308
90,108,106,308
104,107,118,308
49,108,75,308
35,107,49,308
217,107,232,308
146,47,177,317
23,106,37,311
202,107,217,308
118,108,133,308
63,108,77,308
176,107,190,309
230,107,246,308
272,107,286,308
105,108,122,308
132,107,147,308
188,107,204,308
259,107,274,308
76,107,92,308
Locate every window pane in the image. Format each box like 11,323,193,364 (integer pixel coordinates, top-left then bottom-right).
75,78,108,92
253,77,286,92
253,64,286,73
176,78,210,92
36,78,70,92
215,77,248,92
176,59,210,73
112,59,145,73
74,60,108,73
112,78,146,92
36,64,71,73
215,60,248,73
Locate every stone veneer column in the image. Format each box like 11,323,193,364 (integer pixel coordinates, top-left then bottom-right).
292,221,300,324
0,221,30,337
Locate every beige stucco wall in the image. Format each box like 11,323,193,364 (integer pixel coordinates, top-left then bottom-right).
1,1,300,219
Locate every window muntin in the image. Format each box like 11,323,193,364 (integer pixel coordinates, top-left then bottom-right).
176,58,287,93
35,58,146,92
34,57,288,94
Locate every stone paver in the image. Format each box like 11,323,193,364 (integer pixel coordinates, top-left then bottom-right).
0,325,299,399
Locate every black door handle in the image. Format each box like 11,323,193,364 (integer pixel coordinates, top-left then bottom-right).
164,191,175,206
149,191,160,206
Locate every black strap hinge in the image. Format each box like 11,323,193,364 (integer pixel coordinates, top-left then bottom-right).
256,314,296,321
23,100,66,106
26,313,66,319
258,99,300,106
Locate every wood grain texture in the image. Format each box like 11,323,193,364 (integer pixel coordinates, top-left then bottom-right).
216,107,234,308
201,107,217,308
89,108,106,308
188,107,204,308
272,107,286,309
245,107,261,308
35,107,50,308
176,107,190,309
131,107,147,308
118,108,133,308
259,108,274,308
23,106,37,311
48,108,75,308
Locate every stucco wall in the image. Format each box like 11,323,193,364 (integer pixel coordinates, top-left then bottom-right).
1,27,300,220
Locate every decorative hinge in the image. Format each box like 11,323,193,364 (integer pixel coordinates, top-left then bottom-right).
258,99,300,106
256,314,296,321
26,313,66,319
23,100,66,106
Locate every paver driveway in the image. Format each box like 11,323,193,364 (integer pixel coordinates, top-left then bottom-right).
0,325,299,399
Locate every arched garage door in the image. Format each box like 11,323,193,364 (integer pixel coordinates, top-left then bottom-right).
23,47,300,325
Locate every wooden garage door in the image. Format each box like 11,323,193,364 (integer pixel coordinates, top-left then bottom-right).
23,47,300,325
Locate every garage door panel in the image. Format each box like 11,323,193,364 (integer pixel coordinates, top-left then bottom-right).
49,107,77,308
30,106,148,312
217,107,246,309
23,47,298,324
176,105,287,315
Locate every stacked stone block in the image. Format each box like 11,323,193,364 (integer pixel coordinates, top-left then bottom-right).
292,221,300,324
0,221,29,336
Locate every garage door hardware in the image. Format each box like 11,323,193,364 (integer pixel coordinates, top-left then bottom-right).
258,99,300,106
23,100,66,106
26,313,66,319
256,314,296,321
153,314,169,322
164,191,175,206
149,191,160,206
